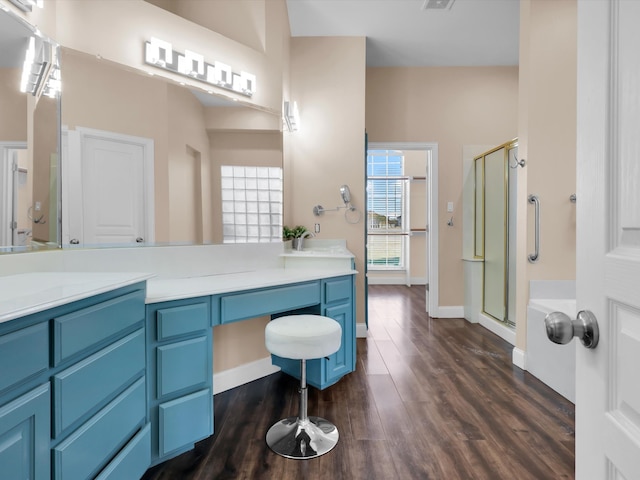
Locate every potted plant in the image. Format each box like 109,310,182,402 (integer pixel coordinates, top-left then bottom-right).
283,225,311,251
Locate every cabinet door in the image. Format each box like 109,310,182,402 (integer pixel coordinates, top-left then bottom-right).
324,303,354,383
0,383,50,480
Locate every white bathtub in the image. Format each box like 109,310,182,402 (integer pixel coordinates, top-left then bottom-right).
526,299,576,403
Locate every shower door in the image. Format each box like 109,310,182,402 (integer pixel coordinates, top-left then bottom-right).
476,140,517,325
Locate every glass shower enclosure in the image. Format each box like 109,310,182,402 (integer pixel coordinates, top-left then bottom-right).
474,140,518,326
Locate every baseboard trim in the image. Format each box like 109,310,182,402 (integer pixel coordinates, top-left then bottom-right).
213,357,280,395
478,312,516,346
356,322,367,338
512,347,526,370
367,277,427,286
432,306,464,318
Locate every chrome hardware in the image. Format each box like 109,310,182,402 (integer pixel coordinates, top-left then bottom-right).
569,194,576,203
544,310,599,349
510,155,526,168
136,237,144,243
528,194,540,263
70,239,79,244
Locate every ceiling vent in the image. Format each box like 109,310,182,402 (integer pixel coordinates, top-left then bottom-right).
421,0,455,10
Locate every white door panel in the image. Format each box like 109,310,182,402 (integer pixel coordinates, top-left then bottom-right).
83,137,145,244
63,128,154,246
576,1,640,478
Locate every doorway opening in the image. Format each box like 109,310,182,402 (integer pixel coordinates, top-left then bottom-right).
366,142,439,317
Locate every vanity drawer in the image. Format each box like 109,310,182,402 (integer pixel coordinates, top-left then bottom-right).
155,301,209,341
53,290,145,366
95,423,151,480
53,329,145,436
0,322,48,394
221,282,320,324
324,277,352,304
53,377,146,480
158,388,212,456
156,335,209,397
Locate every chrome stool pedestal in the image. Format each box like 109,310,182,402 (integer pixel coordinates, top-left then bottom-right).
265,359,339,459
264,315,342,460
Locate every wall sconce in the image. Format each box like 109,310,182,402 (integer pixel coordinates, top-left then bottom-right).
284,101,300,132
144,37,256,98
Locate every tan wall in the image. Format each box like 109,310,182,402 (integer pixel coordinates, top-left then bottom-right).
146,0,267,53
515,0,577,350
0,69,27,141
31,93,58,242
61,50,172,241
366,66,519,307
208,131,283,245
53,0,283,114
286,36,367,325
167,83,211,244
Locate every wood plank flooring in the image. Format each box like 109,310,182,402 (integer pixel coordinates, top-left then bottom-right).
142,285,575,479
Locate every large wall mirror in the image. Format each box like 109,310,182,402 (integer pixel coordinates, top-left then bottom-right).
0,6,283,254
0,8,61,253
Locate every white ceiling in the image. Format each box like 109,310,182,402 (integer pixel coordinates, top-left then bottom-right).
286,0,520,67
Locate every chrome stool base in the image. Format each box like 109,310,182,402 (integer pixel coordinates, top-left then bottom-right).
266,415,339,459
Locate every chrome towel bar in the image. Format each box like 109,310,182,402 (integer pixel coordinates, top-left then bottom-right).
528,194,540,263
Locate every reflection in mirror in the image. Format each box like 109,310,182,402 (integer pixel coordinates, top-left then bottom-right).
60,48,283,248
0,7,60,253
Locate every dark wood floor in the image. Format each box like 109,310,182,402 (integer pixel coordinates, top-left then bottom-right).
142,285,575,479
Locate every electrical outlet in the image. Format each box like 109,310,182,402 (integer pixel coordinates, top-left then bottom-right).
314,223,320,233
35,201,41,211
447,202,454,212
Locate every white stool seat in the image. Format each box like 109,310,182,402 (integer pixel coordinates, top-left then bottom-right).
265,314,341,360
265,314,342,459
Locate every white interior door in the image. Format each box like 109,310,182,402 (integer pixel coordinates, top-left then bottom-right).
63,128,154,246
576,1,640,478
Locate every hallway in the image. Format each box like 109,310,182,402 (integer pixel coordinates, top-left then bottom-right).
143,285,574,479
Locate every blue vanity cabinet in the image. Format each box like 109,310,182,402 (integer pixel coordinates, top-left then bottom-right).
50,284,149,480
0,282,150,480
146,297,213,466
0,382,50,480
270,275,356,390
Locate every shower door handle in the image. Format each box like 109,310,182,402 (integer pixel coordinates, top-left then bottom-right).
544,310,599,349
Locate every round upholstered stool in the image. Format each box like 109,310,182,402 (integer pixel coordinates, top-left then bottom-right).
265,314,342,459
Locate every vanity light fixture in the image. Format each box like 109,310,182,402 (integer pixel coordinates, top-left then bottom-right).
284,101,300,132
19,36,36,93
179,49,204,77
146,37,172,67
144,38,256,97
208,61,232,87
42,63,61,98
9,0,43,12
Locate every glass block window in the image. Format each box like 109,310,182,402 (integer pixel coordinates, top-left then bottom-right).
221,166,283,243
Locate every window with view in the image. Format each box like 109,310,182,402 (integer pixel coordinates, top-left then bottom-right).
367,150,406,269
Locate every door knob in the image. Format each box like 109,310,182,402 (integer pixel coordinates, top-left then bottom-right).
544,310,599,349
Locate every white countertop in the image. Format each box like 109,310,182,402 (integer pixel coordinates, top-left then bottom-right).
146,267,357,303
0,241,357,323
0,272,153,324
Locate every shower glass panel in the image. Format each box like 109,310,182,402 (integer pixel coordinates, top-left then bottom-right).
483,147,507,321
506,145,518,326
474,157,483,258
